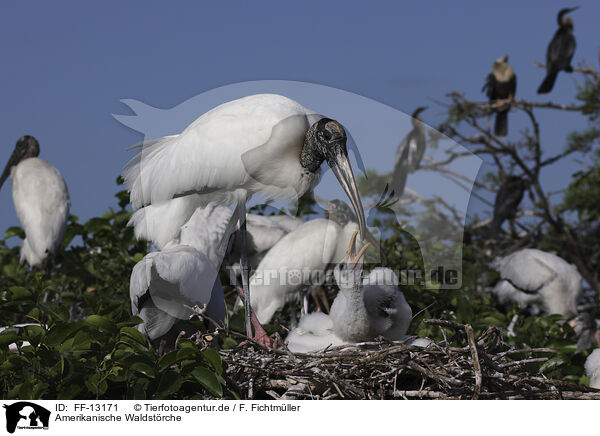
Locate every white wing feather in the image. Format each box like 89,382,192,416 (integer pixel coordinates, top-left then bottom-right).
122,94,319,209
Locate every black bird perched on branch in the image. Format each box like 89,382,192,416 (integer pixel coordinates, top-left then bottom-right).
482,54,516,137
491,175,529,236
390,106,427,198
537,7,579,94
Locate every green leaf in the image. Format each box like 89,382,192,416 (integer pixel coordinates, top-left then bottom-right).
191,367,223,397
84,315,117,333
129,362,156,378
539,355,570,373
120,327,148,344
201,348,223,375
0,330,19,347
154,370,183,398
4,226,25,239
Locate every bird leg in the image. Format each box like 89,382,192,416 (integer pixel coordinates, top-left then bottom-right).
237,201,253,338
312,287,330,313
235,286,274,348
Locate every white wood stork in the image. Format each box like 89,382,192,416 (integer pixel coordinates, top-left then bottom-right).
491,248,582,319
0,136,70,267
130,203,233,342
585,348,600,389
249,217,361,325
228,212,304,271
123,94,367,338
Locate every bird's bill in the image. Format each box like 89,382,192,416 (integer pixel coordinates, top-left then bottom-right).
0,149,19,190
329,153,367,241
365,230,388,264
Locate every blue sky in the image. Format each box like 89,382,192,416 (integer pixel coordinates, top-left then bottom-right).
1,0,598,231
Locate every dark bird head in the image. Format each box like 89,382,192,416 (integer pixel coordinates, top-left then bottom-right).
302,118,366,240
504,175,530,191
411,106,427,126
558,7,578,27
1,135,40,190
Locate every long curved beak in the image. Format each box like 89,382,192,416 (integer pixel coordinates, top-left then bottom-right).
365,230,388,264
329,152,366,241
0,150,18,191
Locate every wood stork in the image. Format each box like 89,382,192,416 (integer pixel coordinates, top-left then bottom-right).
491,248,582,319
249,217,360,324
123,94,367,338
130,203,233,343
286,236,414,353
390,107,427,199
482,54,516,137
585,348,600,389
228,212,304,271
538,7,578,94
491,175,528,236
0,136,70,267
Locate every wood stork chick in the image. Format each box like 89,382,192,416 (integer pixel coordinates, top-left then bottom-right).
1,136,70,266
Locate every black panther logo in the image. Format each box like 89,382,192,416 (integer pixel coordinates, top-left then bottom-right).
3,402,50,433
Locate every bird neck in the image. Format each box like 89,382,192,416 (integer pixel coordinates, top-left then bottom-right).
300,134,325,173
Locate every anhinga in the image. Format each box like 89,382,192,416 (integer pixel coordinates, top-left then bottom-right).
537,7,578,94
482,54,516,137
390,106,427,198
491,175,528,236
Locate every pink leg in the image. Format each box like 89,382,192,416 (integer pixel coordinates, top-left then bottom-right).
236,286,275,348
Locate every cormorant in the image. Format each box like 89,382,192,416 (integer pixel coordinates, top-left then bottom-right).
537,7,578,94
491,175,528,236
390,106,427,198
482,54,516,137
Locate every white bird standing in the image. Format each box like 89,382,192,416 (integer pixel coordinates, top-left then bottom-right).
123,94,367,339
130,204,233,342
491,248,582,319
0,136,70,267
585,348,600,389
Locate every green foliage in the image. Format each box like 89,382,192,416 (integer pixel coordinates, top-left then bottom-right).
0,181,228,400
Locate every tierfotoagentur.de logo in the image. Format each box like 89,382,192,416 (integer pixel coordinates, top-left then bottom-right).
2,402,50,434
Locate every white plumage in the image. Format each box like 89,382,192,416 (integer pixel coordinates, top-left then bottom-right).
491,248,582,319
130,204,233,341
285,312,345,353
361,268,413,340
123,94,321,211
122,93,367,339
1,136,70,267
250,218,359,324
585,349,600,389
330,266,412,342
286,246,414,353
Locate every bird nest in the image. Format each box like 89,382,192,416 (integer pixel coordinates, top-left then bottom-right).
219,319,600,400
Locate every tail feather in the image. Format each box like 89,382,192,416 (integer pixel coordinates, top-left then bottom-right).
537,70,558,94
494,110,508,137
